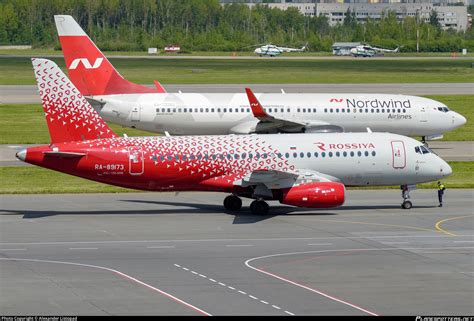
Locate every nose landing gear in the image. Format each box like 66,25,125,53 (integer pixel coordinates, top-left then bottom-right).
401,184,414,209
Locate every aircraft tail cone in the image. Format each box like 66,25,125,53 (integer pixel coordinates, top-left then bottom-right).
16,149,27,162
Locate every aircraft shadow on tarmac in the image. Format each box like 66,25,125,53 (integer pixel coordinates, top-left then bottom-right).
2,201,435,224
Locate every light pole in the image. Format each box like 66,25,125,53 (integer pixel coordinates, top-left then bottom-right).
416,9,420,53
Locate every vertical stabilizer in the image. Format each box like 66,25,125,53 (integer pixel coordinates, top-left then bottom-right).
32,58,117,143
54,15,165,96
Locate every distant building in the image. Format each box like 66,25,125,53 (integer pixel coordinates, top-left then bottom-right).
316,2,468,30
332,42,362,55
219,0,469,30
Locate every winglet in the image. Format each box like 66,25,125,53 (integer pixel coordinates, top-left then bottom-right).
245,88,272,120
154,80,167,93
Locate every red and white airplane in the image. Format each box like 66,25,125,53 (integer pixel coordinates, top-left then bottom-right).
54,15,466,141
17,59,452,213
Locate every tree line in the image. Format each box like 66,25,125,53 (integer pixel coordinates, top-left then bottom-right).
1,0,473,52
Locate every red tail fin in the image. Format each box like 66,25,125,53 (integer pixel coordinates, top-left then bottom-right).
32,58,118,144
54,15,165,96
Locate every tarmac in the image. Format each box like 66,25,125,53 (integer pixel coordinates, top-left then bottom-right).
1,190,473,315
1,83,473,104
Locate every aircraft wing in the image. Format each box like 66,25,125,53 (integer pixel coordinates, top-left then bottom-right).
235,168,340,189
244,88,343,134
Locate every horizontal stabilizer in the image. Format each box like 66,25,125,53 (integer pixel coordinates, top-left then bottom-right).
43,151,86,158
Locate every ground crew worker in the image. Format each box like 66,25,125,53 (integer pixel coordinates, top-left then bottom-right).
437,181,446,207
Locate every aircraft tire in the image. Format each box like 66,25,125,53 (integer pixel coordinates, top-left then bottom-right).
401,200,412,210
250,200,269,215
224,195,242,211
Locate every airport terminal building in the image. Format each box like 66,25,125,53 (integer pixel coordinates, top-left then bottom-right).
220,0,470,31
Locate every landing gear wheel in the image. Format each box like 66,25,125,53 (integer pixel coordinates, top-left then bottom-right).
223,195,242,211
250,200,269,215
401,200,412,210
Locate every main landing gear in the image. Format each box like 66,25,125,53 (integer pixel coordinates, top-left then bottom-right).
223,195,270,215
250,199,269,215
223,195,242,211
400,184,413,209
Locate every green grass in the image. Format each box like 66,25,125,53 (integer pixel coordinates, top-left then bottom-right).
0,104,158,144
1,56,474,85
0,161,471,194
1,96,471,144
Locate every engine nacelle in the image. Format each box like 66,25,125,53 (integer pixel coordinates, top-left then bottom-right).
280,182,345,208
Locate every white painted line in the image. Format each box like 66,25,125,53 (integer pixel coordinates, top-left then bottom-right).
0,258,211,316
182,267,189,271
147,246,175,249
307,243,333,246
0,248,26,251
226,244,254,247
2,234,472,246
173,263,294,316
453,241,474,243
199,274,207,278
69,247,98,250
380,242,409,245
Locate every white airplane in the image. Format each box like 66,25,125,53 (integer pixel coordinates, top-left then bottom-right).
350,45,400,57
54,15,466,143
254,43,307,57
21,58,452,213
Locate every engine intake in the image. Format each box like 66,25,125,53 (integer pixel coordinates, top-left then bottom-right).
280,182,345,208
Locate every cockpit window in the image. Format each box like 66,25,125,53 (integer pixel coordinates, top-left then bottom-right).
420,146,430,154
416,145,434,155
437,107,450,113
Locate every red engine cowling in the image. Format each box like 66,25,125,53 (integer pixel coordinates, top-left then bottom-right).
280,182,345,208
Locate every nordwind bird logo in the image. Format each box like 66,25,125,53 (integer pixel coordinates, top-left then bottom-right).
69,58,104,70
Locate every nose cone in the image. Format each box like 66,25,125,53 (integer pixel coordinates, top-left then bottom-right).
453,112,467,128
440,161,452,177
16,149,27,162
254,48,261,54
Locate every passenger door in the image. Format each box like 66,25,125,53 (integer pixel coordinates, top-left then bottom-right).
391,141,406,169
128,147,144,176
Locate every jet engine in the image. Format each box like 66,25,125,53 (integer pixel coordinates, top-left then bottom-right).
279,182,345,208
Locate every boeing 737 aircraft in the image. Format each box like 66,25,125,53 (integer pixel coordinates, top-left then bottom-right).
54,15,466,142
18,59,452,214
